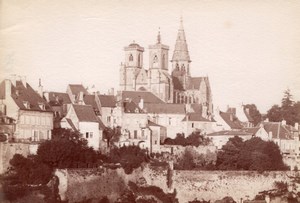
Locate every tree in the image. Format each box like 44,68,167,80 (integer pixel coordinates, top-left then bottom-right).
103,126,122,148
175,148,196,170
109,145,150,174
266,89,300,126
164,132,211,146
37,128,97,168
216,136,288,171
244,104,262,126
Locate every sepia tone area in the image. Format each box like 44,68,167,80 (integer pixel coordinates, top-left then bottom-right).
0,0,300,203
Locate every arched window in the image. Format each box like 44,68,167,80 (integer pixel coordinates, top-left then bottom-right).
162,54,165,68
181,64,185,72
129,54,133,61
176,63,179,70
138,54,141,66
153,55,158,63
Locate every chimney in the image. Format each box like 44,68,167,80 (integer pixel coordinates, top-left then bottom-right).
110,88,114,96
294,122,299,131
281,120,286,126
78,91,84,104
44,92,50,102
10,74,17,86
138,98,144,110
5,79,11,99
230,113,233,121
38,78,43,98
21,76,27,88
245,108,250,114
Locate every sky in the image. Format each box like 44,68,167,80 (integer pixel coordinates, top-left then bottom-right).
0,0,300,113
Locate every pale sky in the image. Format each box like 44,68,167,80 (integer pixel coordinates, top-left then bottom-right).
1,0,300,113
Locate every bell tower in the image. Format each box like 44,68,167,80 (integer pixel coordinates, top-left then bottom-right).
148,30,173,102
119,41,144,91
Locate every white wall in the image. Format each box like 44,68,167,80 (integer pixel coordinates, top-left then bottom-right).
79,122,101,151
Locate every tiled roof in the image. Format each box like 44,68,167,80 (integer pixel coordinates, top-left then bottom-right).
261,122,293,140
243,108,254,122
48,92,71,106
96,117,106,130
172,76,184,90
121,91,164,104
124,101,144,113
187,77,209,90
182,113,211,122
219,111,243,129
83,95,100,115
144,103,185,114
72,105,98,122
0,80,52,112
207,130,253,137
190,104,202,113
242,127,260,134
68,84,88,95
98,95,116,107
147,120,163,127
65,118,77,131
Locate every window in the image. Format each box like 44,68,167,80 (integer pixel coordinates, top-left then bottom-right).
129,54,133,61
176,63,179,70
181,64,186,72
141,130,145,138
33,130,39,141
155,140,157,145
47,130,51,140
39,103,45,110
90,132,93,138
153,55,158,63
192,123,194,128
86,132,89,139
23,101,30,109
134,130,137,139
107,116,111,123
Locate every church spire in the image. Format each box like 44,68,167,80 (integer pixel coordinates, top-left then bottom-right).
171,16,191,62
157,27,161,44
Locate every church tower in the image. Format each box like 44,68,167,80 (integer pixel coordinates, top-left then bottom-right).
120,42,144,91
171,17,191,90
148,31,173,103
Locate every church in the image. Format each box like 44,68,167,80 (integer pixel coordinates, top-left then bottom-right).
119,18,213,118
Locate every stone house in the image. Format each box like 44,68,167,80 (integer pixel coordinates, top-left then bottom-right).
0,78,53,142
61,104,105,150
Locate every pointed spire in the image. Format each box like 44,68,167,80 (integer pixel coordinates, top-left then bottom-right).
171,16,191,62
157,27,161,44
179,15,184,30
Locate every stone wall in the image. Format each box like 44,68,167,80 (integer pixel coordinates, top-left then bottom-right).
0,143,31,174
172,170,296,203
55,164,297,203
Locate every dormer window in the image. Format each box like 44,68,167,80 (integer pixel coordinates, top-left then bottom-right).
23,101,30,109
39,103,45,110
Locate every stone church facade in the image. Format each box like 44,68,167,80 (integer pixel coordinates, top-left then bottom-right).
119,18,213,118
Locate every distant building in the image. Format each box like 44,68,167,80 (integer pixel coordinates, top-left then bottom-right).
207,130,253,149
119,18,213,118
0,78,53,142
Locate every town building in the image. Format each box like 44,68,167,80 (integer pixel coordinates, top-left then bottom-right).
0,78,53,143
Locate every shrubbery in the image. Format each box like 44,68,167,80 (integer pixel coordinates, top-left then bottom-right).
164,132,211,147
216,136,288,171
